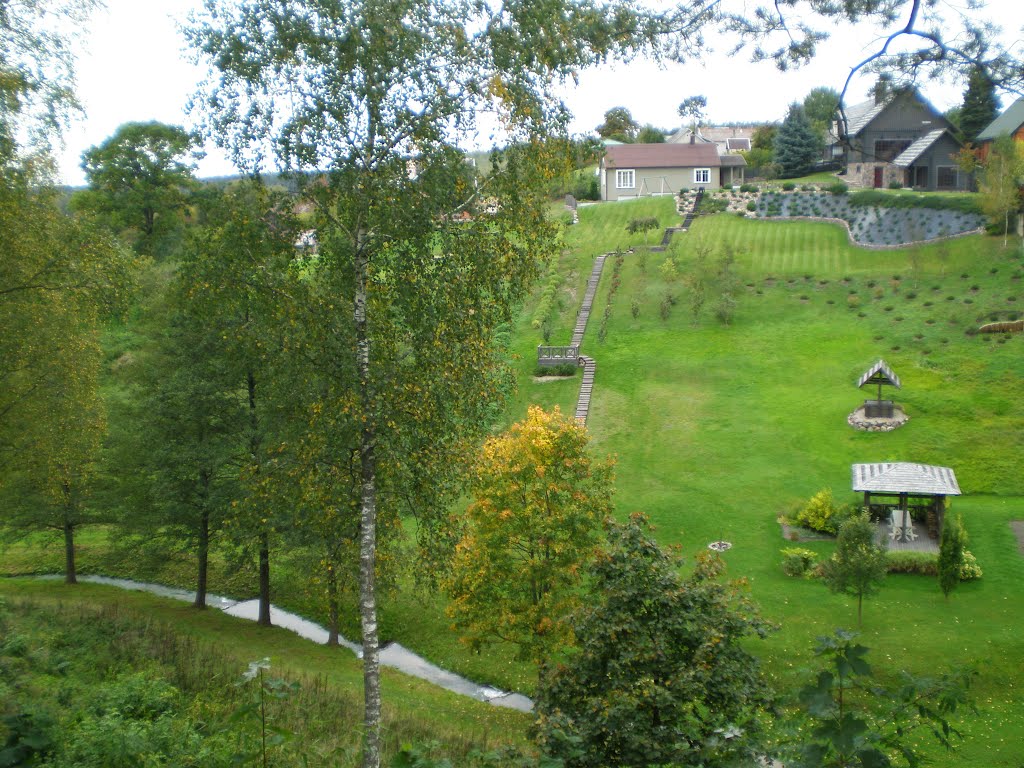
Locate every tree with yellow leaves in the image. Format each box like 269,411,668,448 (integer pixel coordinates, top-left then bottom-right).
446,405,614,668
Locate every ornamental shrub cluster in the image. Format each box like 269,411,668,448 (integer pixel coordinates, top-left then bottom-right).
794,488,847,533
531,264,564,330
781,547,818,577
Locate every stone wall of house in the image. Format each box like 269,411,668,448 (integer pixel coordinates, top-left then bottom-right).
847,161,903,189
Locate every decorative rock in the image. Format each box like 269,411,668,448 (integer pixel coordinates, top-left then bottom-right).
847,404,909,432
708,540,733,551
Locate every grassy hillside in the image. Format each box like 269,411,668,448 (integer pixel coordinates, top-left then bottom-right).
5,193,1024,765
510,198,1024,766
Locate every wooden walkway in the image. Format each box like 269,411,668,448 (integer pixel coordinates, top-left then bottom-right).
570,255,607,425
571,254,605,347
650,189,702,252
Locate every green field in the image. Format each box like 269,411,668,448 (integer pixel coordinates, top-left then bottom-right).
5,194,1024,765
511,197,1024,765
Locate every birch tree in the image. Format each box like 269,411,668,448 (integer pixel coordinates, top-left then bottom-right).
187,3,653,766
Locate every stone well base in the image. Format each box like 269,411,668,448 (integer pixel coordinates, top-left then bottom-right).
847,405,908,432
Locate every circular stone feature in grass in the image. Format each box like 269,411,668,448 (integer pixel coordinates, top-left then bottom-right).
847,404,909,432
708,540,732,552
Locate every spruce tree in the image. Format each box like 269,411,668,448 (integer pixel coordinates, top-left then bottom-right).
960,65,1000,142
938,509,966,599
774,103,819,178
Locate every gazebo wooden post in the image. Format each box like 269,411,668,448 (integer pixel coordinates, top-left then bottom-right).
864,491,871,514
899,492,909,539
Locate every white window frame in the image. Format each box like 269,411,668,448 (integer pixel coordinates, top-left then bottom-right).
615,169,635,189
694,168,711,185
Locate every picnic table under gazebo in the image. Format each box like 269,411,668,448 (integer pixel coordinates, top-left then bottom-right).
852,462,961,546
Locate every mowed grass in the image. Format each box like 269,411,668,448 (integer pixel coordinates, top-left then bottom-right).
511,202,1024,766
6,196,1024,764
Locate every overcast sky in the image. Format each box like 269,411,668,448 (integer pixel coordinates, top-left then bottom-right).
56,0,1024,186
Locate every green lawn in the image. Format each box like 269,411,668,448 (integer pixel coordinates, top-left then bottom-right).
5,196,1024,765
507,203,1024,765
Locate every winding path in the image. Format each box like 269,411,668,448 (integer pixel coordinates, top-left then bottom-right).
34,574,533,713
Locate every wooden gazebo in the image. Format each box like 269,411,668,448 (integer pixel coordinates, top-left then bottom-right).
857,359,901,418
852,462,961,539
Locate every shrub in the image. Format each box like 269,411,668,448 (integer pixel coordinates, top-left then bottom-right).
828,181,849,195
533,363,577,377
886,551,938,575
739,183,757,193
746,201,757,211
960,550,983,580
781,548,818,577
888,181,903,190
795,488,844,533
782,181,796,191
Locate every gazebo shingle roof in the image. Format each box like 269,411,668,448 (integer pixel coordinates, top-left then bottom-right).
852,463,961,496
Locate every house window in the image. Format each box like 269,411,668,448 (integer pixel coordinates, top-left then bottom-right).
694,168,710,184
873,139,912,162
936,166,958,189
616,169,635,189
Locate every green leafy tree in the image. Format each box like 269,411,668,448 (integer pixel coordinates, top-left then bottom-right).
636,124,666,143
535,513,772,768
77,121,203,254
173,181,302,625
0,0,99,166
446,406,614,666
125,269,248,609
782,630,974,767
713,242,741,325
683,239,713,324
938,509,966,600
978,135,1024,247
626,216,659,245
0,184,134,584
774,103,819,178
678,94,707,134
187,6,651,767
959,64,1000,143
820,511,887,626
596,107,639,142
802,86,839,150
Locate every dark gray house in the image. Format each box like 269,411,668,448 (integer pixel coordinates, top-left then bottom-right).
836,90,968,191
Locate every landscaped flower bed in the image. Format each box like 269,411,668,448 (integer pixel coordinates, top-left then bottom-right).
746,191,984,247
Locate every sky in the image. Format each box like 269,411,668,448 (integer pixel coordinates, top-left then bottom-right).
55,0,1024,187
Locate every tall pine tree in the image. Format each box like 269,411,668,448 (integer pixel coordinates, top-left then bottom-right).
774,103,819,178
960,65,1000,142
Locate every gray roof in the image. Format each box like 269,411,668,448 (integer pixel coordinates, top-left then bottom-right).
977,97,1024,142
892,129,948,167
857,359,901,389
840,98,886,137
720,154,747,167
852,463,962,496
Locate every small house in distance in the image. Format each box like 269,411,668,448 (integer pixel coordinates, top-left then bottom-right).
599,144,745,201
